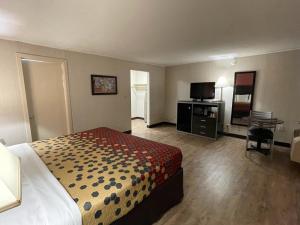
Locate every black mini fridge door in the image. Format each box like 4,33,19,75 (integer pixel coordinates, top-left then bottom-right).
177,103,192,133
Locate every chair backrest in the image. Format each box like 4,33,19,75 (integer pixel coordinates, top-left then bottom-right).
294,129,300,138
248,110,275,129
250,111,273,120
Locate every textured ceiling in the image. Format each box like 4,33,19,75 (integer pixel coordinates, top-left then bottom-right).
0,0,299,66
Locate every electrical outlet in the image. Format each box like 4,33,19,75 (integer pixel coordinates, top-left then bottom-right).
0,138,6,145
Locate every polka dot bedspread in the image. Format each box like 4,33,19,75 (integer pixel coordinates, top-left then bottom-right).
31,127,182,225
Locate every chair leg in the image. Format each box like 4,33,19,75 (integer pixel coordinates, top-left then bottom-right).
270,139,275,159
245,135,251,157
246,134,250,151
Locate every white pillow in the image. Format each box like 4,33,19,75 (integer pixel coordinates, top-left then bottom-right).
0,143,21,213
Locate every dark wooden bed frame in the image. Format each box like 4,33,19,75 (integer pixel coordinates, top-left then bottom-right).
111,168,184,225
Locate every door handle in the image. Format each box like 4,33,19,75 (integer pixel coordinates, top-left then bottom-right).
29,115,34,120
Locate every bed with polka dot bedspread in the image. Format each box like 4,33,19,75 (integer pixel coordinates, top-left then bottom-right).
31,127,182,225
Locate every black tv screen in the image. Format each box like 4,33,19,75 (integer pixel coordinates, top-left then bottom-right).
190,82,215,100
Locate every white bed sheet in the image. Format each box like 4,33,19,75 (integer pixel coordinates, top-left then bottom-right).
0,143,82,225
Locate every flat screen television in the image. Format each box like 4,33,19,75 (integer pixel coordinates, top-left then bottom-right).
190,82,215,101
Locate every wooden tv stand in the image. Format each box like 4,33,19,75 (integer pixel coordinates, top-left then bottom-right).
177,100,225,139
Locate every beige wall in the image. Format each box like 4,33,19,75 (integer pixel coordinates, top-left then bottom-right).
165,50,300,143
1,37,298,145
0,39,165,145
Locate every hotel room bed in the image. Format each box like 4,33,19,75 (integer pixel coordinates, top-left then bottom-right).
0,127,183,225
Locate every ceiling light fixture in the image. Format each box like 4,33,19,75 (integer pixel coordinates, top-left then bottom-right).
210,53,237,61
0,10,20,36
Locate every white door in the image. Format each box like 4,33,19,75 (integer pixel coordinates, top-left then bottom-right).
22,60,69,141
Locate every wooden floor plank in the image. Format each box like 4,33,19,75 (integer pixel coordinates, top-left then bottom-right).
131,120,300,225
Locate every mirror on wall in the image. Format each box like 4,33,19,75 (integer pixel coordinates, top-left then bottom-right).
231,71,256,126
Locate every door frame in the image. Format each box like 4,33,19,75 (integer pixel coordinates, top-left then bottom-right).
16,53,73,142
130,70,150,126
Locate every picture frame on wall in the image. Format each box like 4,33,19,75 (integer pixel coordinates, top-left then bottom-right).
91,75,118,95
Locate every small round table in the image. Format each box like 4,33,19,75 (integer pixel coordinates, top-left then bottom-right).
247,118,284,155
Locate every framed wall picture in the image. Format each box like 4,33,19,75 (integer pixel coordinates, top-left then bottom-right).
91,75,118,95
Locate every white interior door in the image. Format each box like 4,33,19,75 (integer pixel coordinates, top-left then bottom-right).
22,60,69,141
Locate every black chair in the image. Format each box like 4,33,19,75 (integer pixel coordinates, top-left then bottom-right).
246,111,276,155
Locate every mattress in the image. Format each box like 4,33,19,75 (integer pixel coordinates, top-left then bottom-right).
0,143,81,225
31,127,182,225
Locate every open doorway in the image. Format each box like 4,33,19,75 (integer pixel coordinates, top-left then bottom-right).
17,54,73,142
130,70,150,132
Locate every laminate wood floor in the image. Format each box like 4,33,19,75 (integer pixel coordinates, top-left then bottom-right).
131,120,300,225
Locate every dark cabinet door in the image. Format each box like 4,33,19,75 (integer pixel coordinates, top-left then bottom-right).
177,103,192,133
